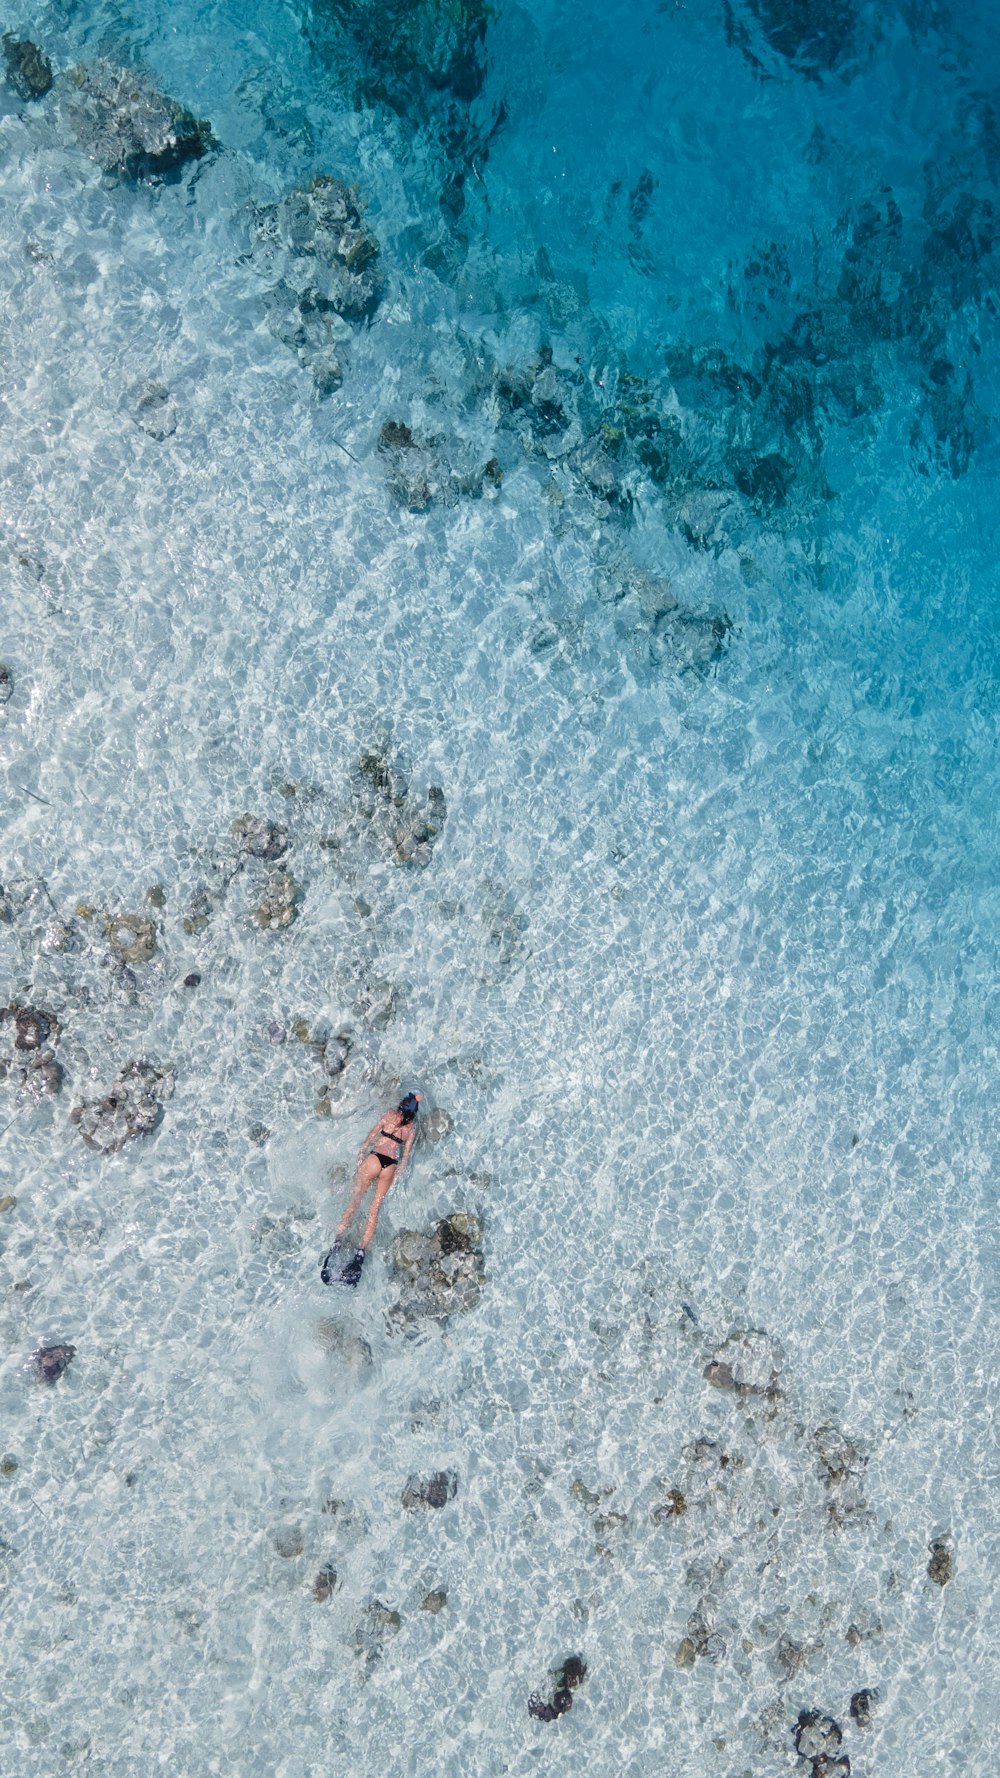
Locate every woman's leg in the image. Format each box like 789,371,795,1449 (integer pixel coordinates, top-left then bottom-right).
337,1154,380,1239
360,1172,395,1250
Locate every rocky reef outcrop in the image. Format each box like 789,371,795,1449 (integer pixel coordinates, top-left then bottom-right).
64,60,214,180
71,1060,173,1152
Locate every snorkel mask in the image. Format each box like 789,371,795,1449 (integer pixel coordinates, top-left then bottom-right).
398,1091,421,1121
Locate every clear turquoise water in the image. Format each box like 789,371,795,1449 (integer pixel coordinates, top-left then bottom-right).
1,2,997,1773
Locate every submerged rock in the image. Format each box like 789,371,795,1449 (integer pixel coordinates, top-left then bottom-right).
401,1469,458,1511
255,177,383,322
350,1599,401,1665
231,813,289,862
379,419,417,451
182,889,214,935
775,1634,807,1680
0,1004,63,1100
723,0,858,80
479,885,529,976
22,1054,62,1099
709,1327,783,1395
378,420,498,511
603,336,835,547
0,662,12,704
265,291,344,393
683,1608,727,1665
928,1535,953,1587
321,1494,367,1534
71,1060,173,1152
41,920,74,954
849,1688,877,1728
313,1564,338,1602
65,61,214,180
10,997,44,1044
439,1211,482,1253
125,380,177,440
352,742,448,867
353,743,410,816
389,1213,484,1326
826,1478,870,1529
703,1359,735,1390
353,977,396,1030
316,1318,373,1376
252,175,382,391
250,872,298,930
734,448,795,509
650,606,732,674
810,1422,869,1524
578,448,629,508
311,0,500,227
34,1343,76,1383
2,34,53,101
274,1524,304,1559
8,1004,55,1052
103,911,157,965
498,350,584,448
683,1437,730,1468
394,785,447,868
599,561,731,673
528,1653,586,1722
813,1423,863,1483
392,1230,437,1280
422,1107,454,1143
675,488,738,552
338,0,492,108
319,1030,353,1080
910,356,985,482
794,1712,843,1761
421,1588,447,1613
378,422,442,511
652,1488,687,1523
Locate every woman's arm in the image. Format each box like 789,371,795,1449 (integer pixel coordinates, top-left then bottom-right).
395,1123,418,1180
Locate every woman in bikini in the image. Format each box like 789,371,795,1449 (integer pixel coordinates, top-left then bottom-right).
320,1091,421,1287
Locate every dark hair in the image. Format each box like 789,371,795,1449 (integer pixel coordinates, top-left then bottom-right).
398,1091,420,1121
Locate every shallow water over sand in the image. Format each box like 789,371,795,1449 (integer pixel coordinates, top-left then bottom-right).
1,2,998,1773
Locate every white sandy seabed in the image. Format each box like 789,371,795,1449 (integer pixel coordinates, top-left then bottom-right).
0,3,998,1774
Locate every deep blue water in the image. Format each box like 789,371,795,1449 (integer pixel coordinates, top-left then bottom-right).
1,2,997,1774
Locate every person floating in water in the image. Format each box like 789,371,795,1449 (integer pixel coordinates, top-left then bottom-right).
321,1091,421,1287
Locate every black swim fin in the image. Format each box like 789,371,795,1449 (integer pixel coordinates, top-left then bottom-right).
321,1245,366,1287
338,1247,366,1288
